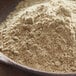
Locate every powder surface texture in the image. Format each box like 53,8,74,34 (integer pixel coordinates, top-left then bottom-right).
0,0,76,73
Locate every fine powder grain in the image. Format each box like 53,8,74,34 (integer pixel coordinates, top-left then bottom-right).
0,0,76,72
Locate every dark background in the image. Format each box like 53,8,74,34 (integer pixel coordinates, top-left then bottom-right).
0,0,21,23
0,63,29,76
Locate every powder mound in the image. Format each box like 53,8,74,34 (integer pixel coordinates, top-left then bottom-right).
1,0,76,72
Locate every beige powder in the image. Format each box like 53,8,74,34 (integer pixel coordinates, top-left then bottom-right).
0,0,76,72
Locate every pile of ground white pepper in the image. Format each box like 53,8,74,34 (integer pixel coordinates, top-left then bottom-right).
0,0,76,73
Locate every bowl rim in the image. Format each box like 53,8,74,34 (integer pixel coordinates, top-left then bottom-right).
0,53,76,76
